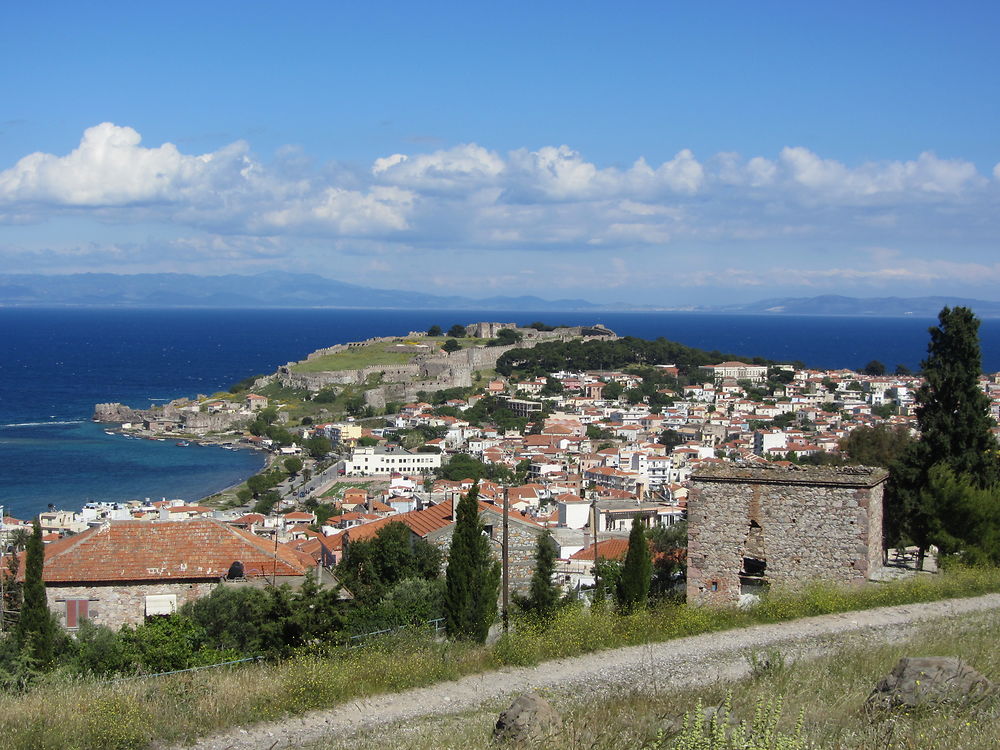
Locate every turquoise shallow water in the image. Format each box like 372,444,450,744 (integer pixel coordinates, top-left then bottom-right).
0,419,264,518
2,307,997,520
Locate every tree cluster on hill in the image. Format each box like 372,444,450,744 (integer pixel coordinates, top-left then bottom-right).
436,453,529,485
435,395,527,432
247,406,294,447
495,336,770,378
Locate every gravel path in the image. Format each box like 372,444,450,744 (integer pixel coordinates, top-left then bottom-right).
177,593,1000,750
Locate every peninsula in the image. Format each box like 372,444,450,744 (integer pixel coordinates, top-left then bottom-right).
92,321,618,440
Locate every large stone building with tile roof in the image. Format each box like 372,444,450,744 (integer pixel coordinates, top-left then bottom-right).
28,518,336,630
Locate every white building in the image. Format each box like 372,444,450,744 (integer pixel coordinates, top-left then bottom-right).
753,429,788,455
700,361,769,383
342,446,442,476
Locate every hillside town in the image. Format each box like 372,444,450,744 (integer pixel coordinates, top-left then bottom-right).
3,321,1000,632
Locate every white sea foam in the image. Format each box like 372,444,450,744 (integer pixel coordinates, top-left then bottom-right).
1,420,85,428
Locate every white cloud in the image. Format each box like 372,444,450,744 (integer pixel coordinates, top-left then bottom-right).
0,123,250,206
372,143,504,191
779,147,982,196
1,123,997,279
255,185,414,235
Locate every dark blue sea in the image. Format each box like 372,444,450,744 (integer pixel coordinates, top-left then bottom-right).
2,308,998,520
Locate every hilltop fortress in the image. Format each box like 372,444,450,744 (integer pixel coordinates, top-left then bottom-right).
94,322,617,427
272,322,617,409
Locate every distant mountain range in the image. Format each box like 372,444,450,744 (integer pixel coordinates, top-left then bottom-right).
711,294,1000,318
1,274,998,317
0,272,600,311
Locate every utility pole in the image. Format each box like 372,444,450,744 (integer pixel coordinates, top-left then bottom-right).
502,485,510,632
590,497,599,596
271,520,279,587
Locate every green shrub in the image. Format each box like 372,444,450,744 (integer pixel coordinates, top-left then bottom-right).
656,693,809,750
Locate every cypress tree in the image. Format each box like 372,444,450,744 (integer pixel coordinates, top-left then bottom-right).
16,519,54,669
616,518,652,610
444,485,500,642
892,306,1000,565
915,307,998,484
518,530,559,620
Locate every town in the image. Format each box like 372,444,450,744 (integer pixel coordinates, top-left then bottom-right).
5,320,1000,631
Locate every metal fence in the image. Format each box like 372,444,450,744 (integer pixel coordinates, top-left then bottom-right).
347,617,445,649
111,655,265,682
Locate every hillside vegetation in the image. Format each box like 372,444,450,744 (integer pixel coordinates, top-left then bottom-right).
3,568,1000,750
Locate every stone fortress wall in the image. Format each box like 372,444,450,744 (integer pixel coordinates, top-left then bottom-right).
272,323,617,407
686,464,888,605
95,323,617,425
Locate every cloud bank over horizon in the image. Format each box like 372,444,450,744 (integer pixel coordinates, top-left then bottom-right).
2,123,998,304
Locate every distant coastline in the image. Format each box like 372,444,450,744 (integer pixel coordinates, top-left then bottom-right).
3,273,1000,317
4,307,999,519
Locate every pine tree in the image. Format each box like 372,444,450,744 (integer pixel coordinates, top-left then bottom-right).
16,519,55,669
892,306,1000,566
444,485,500,642
616,518,652,610
516,530,559,619
921,465,1000,566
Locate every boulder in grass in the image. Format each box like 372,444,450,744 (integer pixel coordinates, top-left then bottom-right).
867,656,993,710
494,694,562,743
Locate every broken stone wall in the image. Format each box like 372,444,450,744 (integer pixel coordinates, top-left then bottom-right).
687,465,887,605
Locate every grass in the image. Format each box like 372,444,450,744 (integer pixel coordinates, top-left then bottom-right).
3,568,1000,749
321,480,378,500
292,337,490,373
314,609,1000,750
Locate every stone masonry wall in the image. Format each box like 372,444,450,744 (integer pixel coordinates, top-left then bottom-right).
687,465,887,605
427,509,543,593
47,581,217,631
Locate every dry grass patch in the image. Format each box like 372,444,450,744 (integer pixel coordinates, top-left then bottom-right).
313,610,1000,750
3,569,1000,750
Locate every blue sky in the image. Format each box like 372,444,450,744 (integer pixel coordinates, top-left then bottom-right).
2,1,998,305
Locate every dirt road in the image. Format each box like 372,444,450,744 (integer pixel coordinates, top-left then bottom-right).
177,593,1000,750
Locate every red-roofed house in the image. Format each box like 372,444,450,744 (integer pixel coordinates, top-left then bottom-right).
332,493,546,591
24,518,337,630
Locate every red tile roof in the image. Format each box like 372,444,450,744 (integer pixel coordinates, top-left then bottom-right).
570,538,630,560
331,496,540,547
31,518,312,583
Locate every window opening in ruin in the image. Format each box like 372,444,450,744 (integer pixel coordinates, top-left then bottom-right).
740,519,767,579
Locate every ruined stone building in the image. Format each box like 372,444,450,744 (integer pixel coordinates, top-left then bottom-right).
687,464,888,605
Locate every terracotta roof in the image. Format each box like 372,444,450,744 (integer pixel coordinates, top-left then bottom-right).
570,537,683,564
570,538,630,560
331,496,540,547
30,518,312,583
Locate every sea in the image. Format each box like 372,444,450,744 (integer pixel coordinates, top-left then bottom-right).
2,307,998,521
